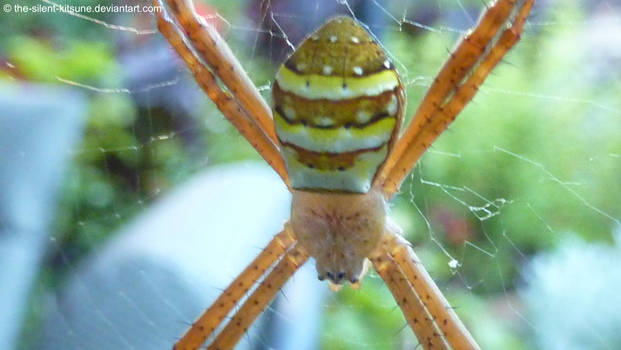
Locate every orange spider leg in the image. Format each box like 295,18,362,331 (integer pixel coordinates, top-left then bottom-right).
155,0,290,187
174,229,297,350
376,226,480,350
162,0,278,144
209,243,309,349
376,0,534,198
369,248,450,350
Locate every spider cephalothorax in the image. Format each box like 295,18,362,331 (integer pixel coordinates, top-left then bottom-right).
290,189,386,286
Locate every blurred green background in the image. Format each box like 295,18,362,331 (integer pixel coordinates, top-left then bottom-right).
2,0,621,349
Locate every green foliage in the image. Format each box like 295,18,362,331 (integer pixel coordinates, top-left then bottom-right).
6,36,116,82
321,277,413,349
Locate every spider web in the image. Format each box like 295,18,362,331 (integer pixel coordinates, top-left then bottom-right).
4,0,621,349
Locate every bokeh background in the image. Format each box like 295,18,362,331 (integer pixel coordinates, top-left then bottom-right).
2,0,621,349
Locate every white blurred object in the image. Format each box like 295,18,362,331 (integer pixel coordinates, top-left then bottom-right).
36,163,325,349
522,229,621,350
0,83,85,350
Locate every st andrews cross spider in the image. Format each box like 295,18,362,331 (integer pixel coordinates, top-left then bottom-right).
154,0,534,349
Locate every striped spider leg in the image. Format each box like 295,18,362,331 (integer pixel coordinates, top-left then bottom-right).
154,0,290,187
154,2,305,349
154,0,533,349
368,0,534,348
375,0,535,197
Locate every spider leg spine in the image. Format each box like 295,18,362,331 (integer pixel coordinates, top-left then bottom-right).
375,0,534,198
173,229,296,350
382,227,480,350
370,242,450,350
155,0,290,187
208,243,309,349
161,0,278,144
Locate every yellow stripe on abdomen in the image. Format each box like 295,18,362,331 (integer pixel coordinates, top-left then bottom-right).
281,143,389,193
274,109,395,153
272,16,405,193
276,66,400,100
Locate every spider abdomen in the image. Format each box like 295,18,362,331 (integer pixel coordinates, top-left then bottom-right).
272,16,405,193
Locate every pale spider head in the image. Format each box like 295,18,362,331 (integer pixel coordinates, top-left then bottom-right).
290,189,387,287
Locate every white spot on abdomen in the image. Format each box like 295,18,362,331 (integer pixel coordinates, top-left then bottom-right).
283,106,296,120
386,94,398,116
356,110,371,124
314,116,334,127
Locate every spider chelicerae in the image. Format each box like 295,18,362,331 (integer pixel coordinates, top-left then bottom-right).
154,0,533,349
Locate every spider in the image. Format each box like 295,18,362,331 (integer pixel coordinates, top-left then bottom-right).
153,0,533,349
